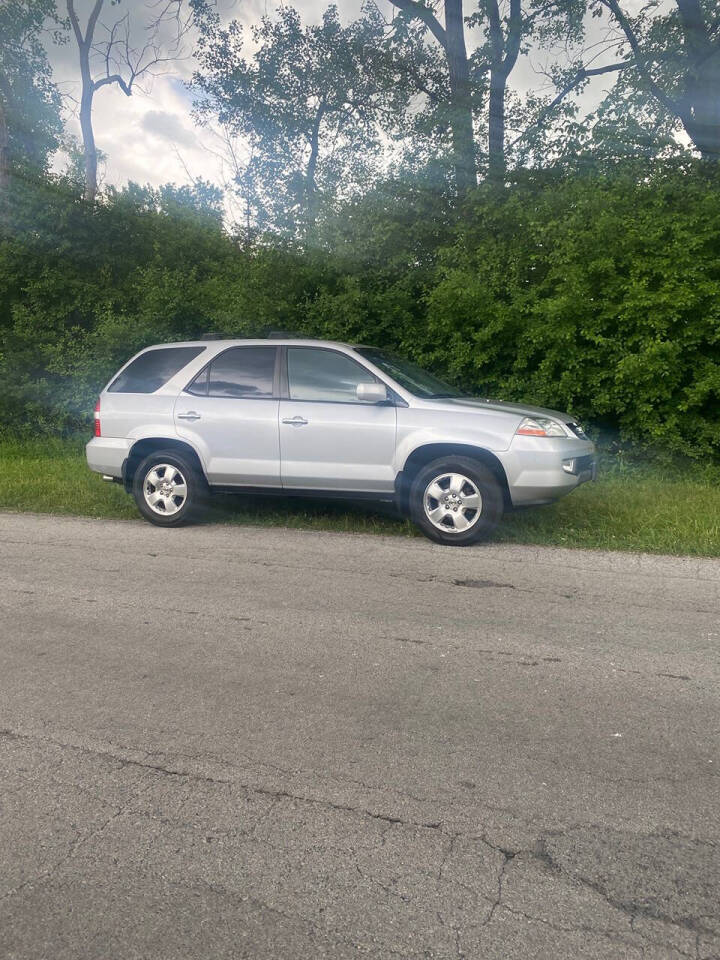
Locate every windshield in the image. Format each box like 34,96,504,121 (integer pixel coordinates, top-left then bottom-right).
355,347,466,400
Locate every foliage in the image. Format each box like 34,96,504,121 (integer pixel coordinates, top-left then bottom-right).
192,2,409,235
0,175,242,432
425,161,720,459
1,161,718,464
0,0,64,172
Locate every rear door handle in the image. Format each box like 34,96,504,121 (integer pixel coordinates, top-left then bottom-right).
177,411,201,421
282,416,308,426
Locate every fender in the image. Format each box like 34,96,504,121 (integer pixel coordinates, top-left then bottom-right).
392,405,515,477
123,435,209,492
394,439,512,515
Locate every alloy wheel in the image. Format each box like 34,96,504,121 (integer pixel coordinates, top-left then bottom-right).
423,472,482,533
143,463,188,516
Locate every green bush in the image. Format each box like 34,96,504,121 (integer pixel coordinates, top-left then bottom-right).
424,164,720,459
1,163,718,460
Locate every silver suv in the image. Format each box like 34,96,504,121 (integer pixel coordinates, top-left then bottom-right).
86,338,596,545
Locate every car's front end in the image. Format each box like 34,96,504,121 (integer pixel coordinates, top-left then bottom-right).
391,393,597,510
500,414,596,506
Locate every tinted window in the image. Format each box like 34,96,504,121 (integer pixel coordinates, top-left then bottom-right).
287,348,377,403
186,365,208,397
355,347,465,399
108,347,205,394
206,347,276,398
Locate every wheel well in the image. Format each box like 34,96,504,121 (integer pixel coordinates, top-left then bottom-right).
396,443,511,514
124,438,206,492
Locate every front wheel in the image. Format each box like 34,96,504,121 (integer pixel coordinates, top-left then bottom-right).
409,457,504,546
132,450,206,527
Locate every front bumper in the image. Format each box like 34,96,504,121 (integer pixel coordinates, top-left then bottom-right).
86,437,131,479
502,436,596,507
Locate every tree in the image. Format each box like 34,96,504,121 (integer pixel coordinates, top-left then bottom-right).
473,0,588,179
389,0,477,191
193,3,402,235
516,1,720,165
66,0,192,203
484,0,522,181
0,0,63,192
597,0,720,161
389,0,586,187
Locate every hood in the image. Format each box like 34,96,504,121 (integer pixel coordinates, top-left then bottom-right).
440,396,574,423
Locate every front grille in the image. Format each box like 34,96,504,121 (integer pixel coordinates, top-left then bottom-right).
567,421,588,440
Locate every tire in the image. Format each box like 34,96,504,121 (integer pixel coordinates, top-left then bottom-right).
132,449,207,527
409,456,504,546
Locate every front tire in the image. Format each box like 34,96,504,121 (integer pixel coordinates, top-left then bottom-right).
132,450,206,527
409,456,504,546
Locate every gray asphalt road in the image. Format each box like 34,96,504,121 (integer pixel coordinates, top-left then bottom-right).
1,512,719,960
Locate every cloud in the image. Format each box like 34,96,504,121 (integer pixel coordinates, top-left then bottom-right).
141,110,199,149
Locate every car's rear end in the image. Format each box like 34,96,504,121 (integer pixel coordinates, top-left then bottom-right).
86,344,209,481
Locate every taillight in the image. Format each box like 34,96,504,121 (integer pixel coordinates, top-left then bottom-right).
94,398,101,437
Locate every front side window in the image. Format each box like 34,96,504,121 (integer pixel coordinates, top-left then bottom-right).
287,348,377,403
188,346,276,399
355,347,465,399
108,347,205,394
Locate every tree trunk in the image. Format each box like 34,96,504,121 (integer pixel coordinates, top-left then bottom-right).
682,58,720,161
388,0,476,193
79,50,97,202
488,70,507,181
674,0,720,161
305,101,325,227
0,86,9,197
485,0,521,184
67,0,104,203
444,0,476,192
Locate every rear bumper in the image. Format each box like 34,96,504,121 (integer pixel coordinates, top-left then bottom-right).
86,437,131,479
503,436,596,507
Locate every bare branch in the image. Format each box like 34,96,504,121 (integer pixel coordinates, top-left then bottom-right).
88,0,193,97
93,73,131,95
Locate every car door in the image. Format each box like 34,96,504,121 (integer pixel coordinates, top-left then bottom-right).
279,346,397,492
174,345,280,486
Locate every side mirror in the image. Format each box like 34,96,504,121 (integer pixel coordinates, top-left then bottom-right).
357,382,389,404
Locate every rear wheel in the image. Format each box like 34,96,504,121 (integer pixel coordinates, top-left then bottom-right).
132,450,206,526
409,456,503,546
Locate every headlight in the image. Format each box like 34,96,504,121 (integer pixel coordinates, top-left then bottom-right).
515,416,567,438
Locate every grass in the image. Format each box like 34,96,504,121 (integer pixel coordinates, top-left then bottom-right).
0,437,719,557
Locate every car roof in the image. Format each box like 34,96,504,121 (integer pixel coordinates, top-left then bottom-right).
142,338,355,350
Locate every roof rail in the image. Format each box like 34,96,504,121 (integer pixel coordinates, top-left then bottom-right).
265,329,303,339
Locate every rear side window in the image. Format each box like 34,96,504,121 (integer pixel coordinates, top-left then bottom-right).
108,347,205,394
188,346,276,399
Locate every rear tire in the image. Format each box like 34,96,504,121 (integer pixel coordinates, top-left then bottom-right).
132,449,206,527
409,456,503,546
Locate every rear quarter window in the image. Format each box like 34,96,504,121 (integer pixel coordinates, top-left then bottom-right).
108,347,205,394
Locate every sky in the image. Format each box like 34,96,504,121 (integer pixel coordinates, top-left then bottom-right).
47,0,649,204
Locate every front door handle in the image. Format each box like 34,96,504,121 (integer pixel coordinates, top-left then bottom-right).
282,416,308,426
177,411,201,421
